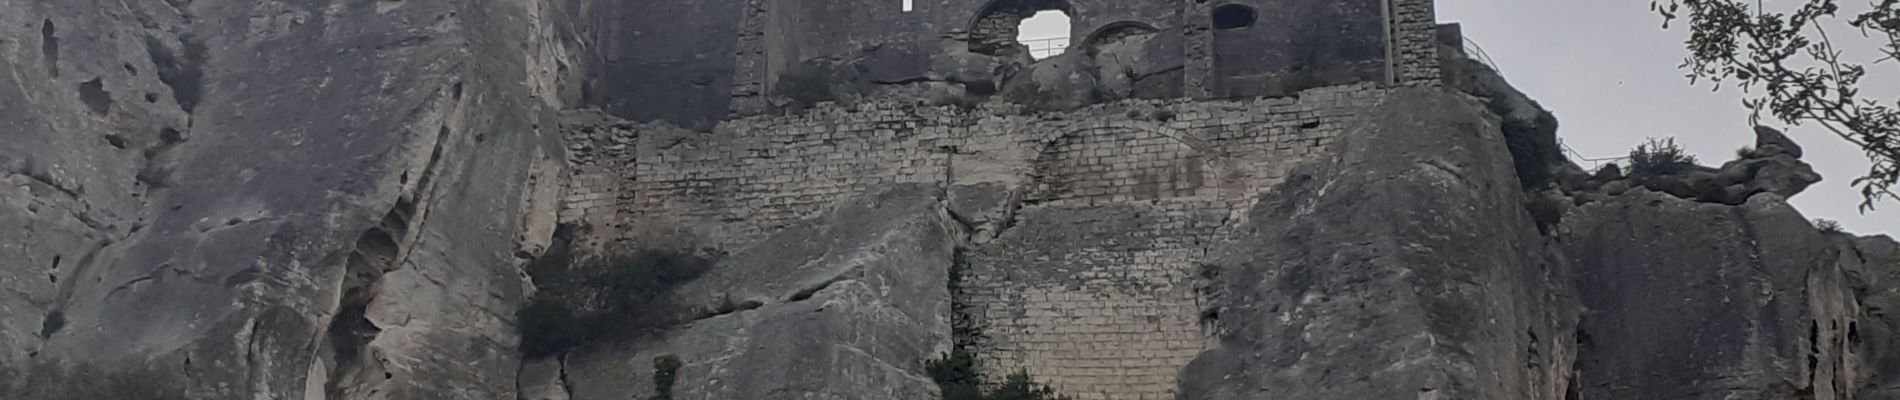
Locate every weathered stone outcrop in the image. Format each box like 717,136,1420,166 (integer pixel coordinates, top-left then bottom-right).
1562,126,1822,206
1560,190,1873,399
1848,235,1900,398
1180,88,1580,400
556,185,955,400
3,1,563,399
7,0,1900,398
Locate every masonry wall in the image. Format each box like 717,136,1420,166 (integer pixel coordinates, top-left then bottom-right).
559,84,1391,399
1392,0,1442,84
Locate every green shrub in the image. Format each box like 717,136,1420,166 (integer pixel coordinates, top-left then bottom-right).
651,355,682,400
1628,137,1699,176
0,360,187,400
925,350,1071,400
518,226,715,358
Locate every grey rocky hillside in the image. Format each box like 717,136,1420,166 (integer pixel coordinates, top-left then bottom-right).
2,0,1897,400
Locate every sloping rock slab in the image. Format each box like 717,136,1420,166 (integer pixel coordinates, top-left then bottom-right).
565,184,955,400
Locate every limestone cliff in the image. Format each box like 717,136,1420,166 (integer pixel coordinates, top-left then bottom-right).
3,1,1899,400
2,0,564,398
1179,88,1578,400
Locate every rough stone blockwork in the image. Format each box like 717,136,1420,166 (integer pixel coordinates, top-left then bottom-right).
960,203,1221,400
560,85,1391,398
1392,0,1442,84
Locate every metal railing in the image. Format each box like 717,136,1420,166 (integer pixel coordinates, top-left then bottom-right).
1463,37,1505,78
1562,140,1629,171
1022,37,1071,59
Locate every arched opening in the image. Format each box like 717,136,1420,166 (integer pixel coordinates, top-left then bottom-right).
1018,10,1071,59
968,0,1074,58
1080,22,1159,54
1212,5,1256,30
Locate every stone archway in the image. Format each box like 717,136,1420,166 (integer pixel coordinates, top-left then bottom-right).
966,0,1075,56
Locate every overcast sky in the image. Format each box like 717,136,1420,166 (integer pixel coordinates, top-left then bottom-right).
1436,0,1897,235
1020,2,1897,235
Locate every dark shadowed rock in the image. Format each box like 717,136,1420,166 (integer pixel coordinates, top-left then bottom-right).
563,184,954,400
1562,190,1872,400
1846,235,1900,398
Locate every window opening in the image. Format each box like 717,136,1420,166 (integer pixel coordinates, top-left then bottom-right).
1213,5,1256,30
1018,10,1071,59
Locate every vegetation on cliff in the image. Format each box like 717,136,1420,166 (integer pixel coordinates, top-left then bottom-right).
1627,137,1701,176
1652,0,1900,209
927,350,1073,400
517,225,715,358
0,360,185,400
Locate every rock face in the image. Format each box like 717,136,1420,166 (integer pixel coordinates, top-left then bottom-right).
1562,190,1866,399
1558,126,1823,207
558,185,955,400
5,2,1900,400
1849,236,1900,398
2,1,563,399
1179,88,1578,400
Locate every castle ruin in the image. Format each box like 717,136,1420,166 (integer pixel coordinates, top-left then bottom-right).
558,1,1456,398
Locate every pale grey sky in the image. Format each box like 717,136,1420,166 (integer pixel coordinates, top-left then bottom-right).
1017,2,1897,235
1437,0,1897,235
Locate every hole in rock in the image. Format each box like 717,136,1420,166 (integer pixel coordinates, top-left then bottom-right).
1213,4,1256,30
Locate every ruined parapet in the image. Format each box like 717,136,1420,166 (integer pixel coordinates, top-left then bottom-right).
554,84,1391,399
715,0,1442,118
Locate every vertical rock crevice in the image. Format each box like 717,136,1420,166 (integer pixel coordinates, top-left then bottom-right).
143,34,207,114
41,19,60,78
322,200,412,399
315,113,459,399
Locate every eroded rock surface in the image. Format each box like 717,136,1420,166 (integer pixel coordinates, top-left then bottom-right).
1180,88,1580,400
3,0,563,399
1561,190,1863,399
560,185,955,400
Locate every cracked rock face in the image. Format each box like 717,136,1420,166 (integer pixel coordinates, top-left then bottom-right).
3,0,564,399
558,184,954,400
1179,88,1579,400
7,2,1900,399
1560,190,1875,399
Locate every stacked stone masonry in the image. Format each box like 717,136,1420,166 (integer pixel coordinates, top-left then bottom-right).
559,84,1393,399
959,202,1225,400
1392,0,1443,84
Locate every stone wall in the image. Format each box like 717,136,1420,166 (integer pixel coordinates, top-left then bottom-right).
1392,0,1442,84
559,84,1392,398
724,0,1439,113
959,202,1223,400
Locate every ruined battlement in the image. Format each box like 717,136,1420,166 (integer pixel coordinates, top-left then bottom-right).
548,2,1456,397
556,0,1441,125
559,83,1397,399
